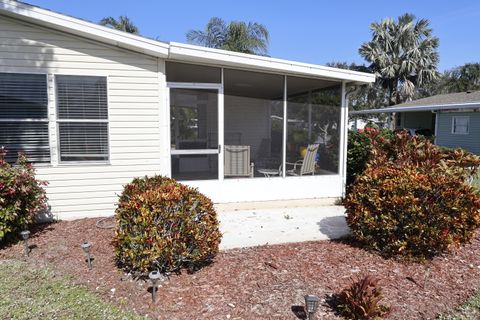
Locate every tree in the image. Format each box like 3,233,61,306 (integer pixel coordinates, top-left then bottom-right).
99,16,139,34
359,13,440,106
186,17,269,55
436,63,480,94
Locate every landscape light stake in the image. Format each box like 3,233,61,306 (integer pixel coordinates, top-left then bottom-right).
81,241,92,270
304,294,320,320
20,230,30,257
149,270,162,303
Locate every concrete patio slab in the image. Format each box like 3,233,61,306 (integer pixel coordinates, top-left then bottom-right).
217,204,349,250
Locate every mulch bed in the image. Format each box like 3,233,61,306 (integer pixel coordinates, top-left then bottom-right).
1,218,480,319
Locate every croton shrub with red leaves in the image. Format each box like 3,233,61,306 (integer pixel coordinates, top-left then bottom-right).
114,175,222,274
0,149,48,243
345,131,480,259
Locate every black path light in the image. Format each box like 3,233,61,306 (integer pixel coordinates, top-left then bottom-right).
81,241,93,270
149,270,162,303
20,230,30,257
304,294,320,320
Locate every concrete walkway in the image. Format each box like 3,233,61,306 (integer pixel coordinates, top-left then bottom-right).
217,201,349,250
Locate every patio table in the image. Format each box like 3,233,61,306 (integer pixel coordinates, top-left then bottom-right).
257,169,281,177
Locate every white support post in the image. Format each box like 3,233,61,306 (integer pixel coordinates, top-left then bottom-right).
282,76,287,178
339,81,348,197
218,68,225,181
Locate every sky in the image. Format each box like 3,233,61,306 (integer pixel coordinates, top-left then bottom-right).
24,0,480,72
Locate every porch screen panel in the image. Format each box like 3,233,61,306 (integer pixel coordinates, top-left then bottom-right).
223,69,284,178
56,75,109,162
0,73,50,163
287,77,342,176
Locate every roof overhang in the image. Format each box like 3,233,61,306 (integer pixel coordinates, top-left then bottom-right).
350,102,480,115
0,0,170,57
168,42,375,84
0,0,375,84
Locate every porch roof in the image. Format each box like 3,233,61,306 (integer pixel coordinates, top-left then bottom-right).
0,0,375,84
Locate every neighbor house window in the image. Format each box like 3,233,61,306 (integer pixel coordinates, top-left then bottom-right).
452,116,469,134
56,75,109,162
0,73,50,163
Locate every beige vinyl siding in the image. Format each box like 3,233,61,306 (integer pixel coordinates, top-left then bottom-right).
0,15,169,219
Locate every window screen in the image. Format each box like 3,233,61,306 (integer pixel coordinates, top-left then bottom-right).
452,116,469,134
0,73,50,163
56,75,109,162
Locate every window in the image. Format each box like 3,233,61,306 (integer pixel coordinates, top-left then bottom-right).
452,116,469,134
0,73,50,163
56,75,109,162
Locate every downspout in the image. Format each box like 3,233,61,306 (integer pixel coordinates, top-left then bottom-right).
341,84,362,198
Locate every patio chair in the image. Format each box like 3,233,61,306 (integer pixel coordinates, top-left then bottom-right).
285,143,319,176
224,145,254,178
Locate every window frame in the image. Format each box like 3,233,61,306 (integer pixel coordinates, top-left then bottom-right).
451,115,470,135
0,71,50,164
54,74,111,165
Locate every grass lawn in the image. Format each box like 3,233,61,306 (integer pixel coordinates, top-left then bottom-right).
439,289,480,320
0,260,143,320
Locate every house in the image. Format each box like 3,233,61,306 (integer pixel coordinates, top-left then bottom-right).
351,91,480,155
0,0,375,220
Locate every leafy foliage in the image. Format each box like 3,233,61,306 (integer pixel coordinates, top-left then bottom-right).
186,17,269,55
336,275,390,320
0,149,48,243
345,131,480,259
359,13,440,105
114,175,222,274
99,16,139,34
346,128,394,188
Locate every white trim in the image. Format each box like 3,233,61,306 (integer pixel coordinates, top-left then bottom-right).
218,68,225,180
171,149,219,155
167,82,222,89
282,76,287,178
451,115,470,135
168,42,375,84
0,0,169,58
434,111,439,144
352,102,480,114
339,81,347,197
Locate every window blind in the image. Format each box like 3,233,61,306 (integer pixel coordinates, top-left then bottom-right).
0,73,50,163
56,75,109,162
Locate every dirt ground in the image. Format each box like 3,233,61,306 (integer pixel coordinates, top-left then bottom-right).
1,218,480,319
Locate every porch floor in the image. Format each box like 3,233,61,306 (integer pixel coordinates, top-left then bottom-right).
216,200,349,250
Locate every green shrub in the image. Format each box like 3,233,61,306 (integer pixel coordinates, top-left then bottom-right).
336,275,390,320
346,128,394,188
0,149,48,243
114,175,222,274
345,132,480,259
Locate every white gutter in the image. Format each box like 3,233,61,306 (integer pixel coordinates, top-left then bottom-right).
351,102,480,114
168,42,375,84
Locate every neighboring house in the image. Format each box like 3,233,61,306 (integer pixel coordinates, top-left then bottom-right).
0,0,374,219
351,91,480,155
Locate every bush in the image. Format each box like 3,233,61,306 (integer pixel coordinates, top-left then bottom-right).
114,175,222,274
345,132,480,259
336,275,390,320
346,128,394,188
0,149,48,243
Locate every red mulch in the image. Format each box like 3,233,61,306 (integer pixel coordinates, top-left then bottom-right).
1,218,480,320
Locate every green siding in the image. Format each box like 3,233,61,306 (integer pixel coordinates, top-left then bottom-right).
436,112,480,154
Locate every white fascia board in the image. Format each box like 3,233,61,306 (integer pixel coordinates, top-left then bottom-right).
168,42,375,84
0,0,169,58
350,102,480,114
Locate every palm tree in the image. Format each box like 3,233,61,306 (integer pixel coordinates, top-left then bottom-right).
438,63,480,94
359,13,440,106
99,16,139,34
186,17,269,55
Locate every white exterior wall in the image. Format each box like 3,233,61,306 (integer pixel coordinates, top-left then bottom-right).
0,16,169,219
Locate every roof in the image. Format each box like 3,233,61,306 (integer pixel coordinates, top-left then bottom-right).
0,0,375,84
351,91,480,114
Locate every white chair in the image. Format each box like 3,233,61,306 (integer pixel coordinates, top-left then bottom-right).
285,144,319,176
224,145,254,178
